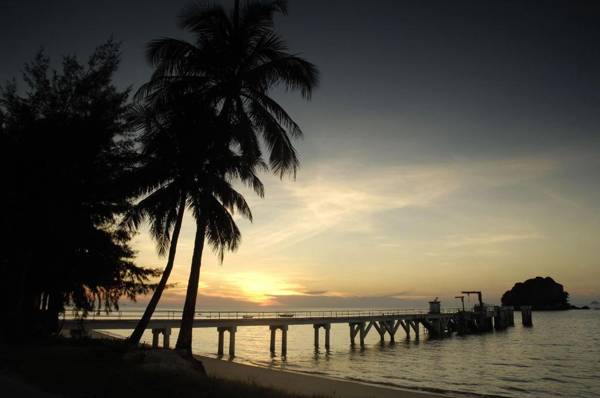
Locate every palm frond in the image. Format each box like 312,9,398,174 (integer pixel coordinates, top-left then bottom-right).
178,2,231,42
249,99,299,177
245,90,302,138
247,55,319,99
202,196,241,264
135,75,209,104
146,38,202,70
122,182,184,256
239,0,288,39
212,179,253,221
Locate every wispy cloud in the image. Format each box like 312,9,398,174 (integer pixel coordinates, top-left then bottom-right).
442,233,545,248
245,163,459,250
132,150,600,306
241,154,558,252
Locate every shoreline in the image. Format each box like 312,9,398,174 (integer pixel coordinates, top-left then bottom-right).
90,330,457,398
197,354,455,398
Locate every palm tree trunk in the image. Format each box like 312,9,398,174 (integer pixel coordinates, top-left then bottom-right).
14,252,32,332
234,0,240,26
175,216,207,353
128,196,186,346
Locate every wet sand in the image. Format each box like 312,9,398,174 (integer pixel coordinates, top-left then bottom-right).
90,330,450,398
198,354,449,398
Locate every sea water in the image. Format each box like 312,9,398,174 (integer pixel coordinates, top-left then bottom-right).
106,310,600,397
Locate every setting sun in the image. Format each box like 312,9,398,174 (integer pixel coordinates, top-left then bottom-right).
222,273,306,305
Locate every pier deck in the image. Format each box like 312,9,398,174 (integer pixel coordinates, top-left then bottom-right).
63,306,518,358
63,309,454,329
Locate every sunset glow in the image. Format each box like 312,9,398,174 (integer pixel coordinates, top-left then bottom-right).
221,273,306,305
132,152,600,308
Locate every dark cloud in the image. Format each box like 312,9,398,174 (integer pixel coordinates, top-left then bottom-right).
302,290,329,296
262,294,429,309
128,292,439,310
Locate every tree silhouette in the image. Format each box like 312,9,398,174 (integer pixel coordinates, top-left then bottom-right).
125,93,264,347
502,276,570,310
132,0,318,354
0,41,159,337
139,0,318,176
127,95,265,354
176,137,265,353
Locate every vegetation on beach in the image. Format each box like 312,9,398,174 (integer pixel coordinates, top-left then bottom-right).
0,338,318,398
0,40,160,337
0,0,317,368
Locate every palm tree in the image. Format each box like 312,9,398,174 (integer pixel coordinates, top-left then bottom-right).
123,103,188,346
138,0,319,176
124,96,264,347
173,125,265,353
137,0,318,353
126,191,185,347
175,165,258,352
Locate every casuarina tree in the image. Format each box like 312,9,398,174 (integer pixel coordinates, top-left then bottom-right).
0,40,159,337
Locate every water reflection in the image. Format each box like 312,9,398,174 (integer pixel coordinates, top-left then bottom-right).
107,311,600,397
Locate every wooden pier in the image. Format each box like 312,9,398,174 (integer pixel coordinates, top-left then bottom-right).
63,301,522,359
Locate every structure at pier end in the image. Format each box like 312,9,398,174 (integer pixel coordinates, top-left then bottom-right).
64,291,531,359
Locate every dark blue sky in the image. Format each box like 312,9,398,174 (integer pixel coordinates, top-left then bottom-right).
2,0,599,159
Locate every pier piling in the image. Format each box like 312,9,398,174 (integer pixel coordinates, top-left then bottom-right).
521,306,533,327
282,327,288,357
218,329,224,356
229,327,236,357
349,322,361,347
270,327,276,354
410,320,420,339
151,328,171,349
359,322,370,347
163,328,171,349
313,324,331,351
152,329,159,348
385,321,393,342
373,321,385,343
270,325,288,357
217,326,237,357
399,320,410,339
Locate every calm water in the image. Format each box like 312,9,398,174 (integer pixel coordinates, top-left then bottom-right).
108,310,600,397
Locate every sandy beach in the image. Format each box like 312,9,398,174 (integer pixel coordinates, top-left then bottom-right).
88,330,450,398
198,355,449,398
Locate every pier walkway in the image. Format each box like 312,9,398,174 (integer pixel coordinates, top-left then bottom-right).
62,305,518,358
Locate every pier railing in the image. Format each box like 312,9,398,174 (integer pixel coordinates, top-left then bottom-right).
62,308,460,321
61,306,517,356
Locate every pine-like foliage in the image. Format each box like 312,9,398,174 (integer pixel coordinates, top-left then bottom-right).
0,40,159,336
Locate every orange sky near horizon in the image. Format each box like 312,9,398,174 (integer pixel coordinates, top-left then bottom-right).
3,0,600,310
130,149,600,309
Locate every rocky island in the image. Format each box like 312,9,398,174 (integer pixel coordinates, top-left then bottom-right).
501,276,575,310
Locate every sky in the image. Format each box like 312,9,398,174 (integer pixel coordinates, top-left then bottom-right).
2,0,599,308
